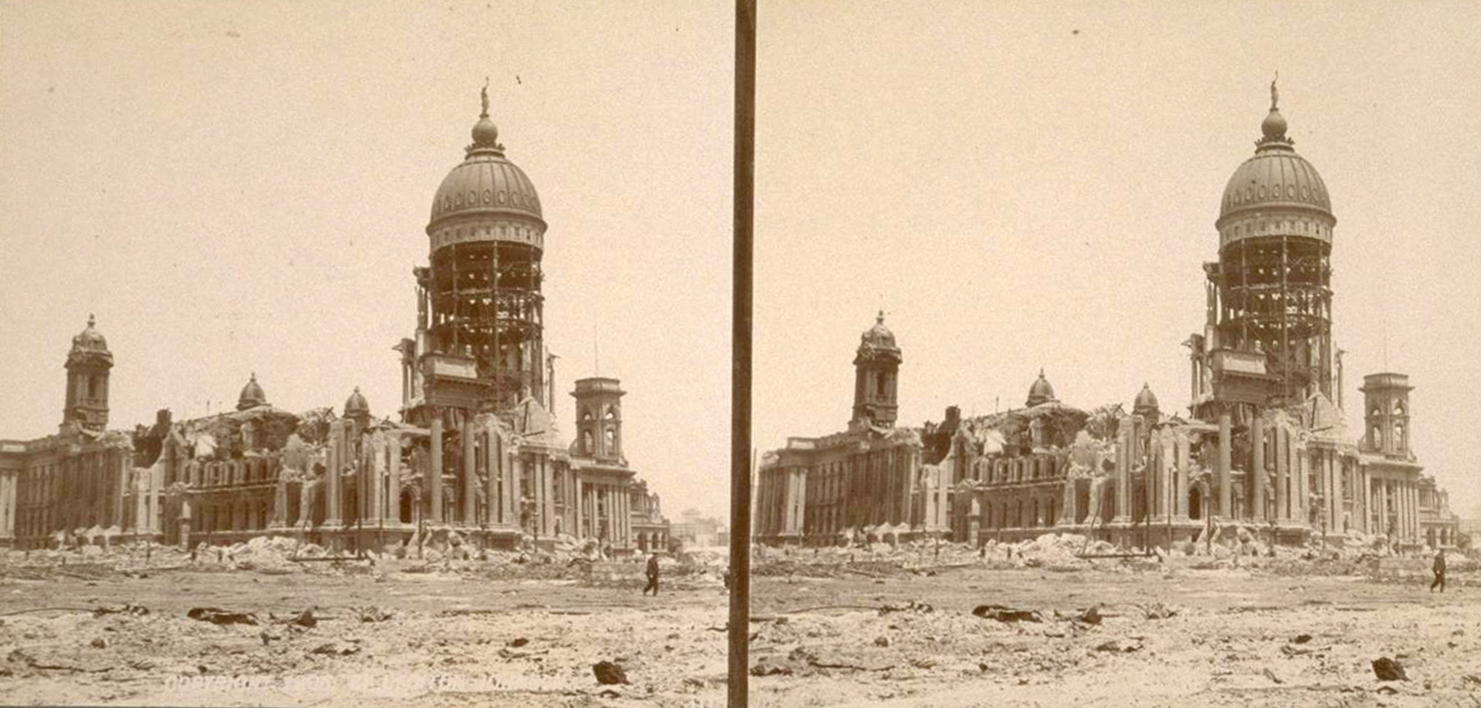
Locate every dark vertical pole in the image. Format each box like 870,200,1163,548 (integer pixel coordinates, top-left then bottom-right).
729,0,756,706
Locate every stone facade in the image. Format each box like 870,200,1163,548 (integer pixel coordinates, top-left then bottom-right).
756,89,1461,552
0,94,668,554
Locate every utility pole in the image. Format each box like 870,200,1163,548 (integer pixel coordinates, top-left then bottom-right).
728,1,756,706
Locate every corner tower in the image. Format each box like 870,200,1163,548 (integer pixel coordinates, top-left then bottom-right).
572,377,624,462
62,314,113,433
1205,79,1336,406
415,83,548,415
1361,373,1414,460
851,311,901,429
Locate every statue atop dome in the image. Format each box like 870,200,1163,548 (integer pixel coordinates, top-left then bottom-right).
1270,71,1279,111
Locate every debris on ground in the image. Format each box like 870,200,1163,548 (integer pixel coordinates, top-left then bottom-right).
186,607,258,626
284,609,317,628
354,606,394,623
310,641,361,656
92,603,149,617
593,660,629,685
1372,657,1407,681
1094,639,1143,653
1140,603,1177,620
972,605,1043,623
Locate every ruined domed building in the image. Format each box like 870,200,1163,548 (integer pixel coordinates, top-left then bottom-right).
0,91,669,553
757,85,1461,551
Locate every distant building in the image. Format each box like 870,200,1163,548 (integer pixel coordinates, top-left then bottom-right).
670,509,728,548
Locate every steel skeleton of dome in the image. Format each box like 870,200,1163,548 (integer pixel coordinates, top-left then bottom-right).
418,92,548,411
1205,87,1336,407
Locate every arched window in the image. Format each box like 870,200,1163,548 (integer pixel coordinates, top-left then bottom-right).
1394,401,1405,416
1394,423,1405,450
605,428,616,448
605,406,616,420
582,431,593,452
1372,426,1383,448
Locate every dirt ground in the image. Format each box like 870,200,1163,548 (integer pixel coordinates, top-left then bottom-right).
1,554,1477,708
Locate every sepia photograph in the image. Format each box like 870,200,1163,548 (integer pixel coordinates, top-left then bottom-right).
1,1,1479,706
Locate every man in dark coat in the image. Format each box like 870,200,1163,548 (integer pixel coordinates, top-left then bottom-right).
1431,548,1447,593
643,552,661,596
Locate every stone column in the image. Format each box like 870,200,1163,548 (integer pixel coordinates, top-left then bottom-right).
1296,447,1309,528
1251,415,1265,521
272,469,288,529
1275,426,1289,523
799,468,810,535
1217,410,1232,518
1160,431,1175,521
572,482,581,538
511,454,524,531
1175,430,1190,519
1406,483,1415,541
1332,455,1345,534
1061,477,1079,528
370,435,385,526
1,473,13,541
620,484,630,550
1360,470,1371,534
462,418,476,527
481,430,496,527
544,460,557,536
390,434,404,524
1113,418,1131,523
499,443,513,527
428,413,442,525
1392,479,1403,542
111,452,126,531
325,422,343,527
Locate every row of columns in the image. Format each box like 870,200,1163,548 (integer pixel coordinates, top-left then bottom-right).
1372,477,1419,542
575,480,630,548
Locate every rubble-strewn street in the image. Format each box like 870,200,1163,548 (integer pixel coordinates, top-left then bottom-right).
2,539,1475,707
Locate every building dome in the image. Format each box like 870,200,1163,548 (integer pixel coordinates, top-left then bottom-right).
427,89,543,232
344,386,370,419
1133,383,1159,415
1025,369,1057,408
237,372,267,411
1217,94,1333,228
70,314,109,353
855,311,902,364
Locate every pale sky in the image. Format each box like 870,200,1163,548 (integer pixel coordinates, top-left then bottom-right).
4,2,1480,523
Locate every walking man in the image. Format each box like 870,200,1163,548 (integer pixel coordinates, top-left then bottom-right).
642,551,661,596
1431,548,1447,593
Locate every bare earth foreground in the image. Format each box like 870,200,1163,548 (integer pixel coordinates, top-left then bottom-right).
1,550,1477,708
